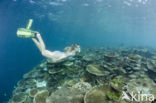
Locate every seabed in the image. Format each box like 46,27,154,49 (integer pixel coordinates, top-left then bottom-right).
8,47,156,103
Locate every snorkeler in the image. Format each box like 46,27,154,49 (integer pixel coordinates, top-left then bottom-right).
17,19,80,63
32,33,80,63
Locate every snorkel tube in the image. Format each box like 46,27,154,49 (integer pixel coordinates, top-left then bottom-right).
17,19,37,38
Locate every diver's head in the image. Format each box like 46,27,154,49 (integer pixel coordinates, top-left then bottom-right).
71,44,80,53
64,44,80,53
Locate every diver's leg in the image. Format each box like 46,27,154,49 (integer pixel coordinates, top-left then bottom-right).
32,34,56,61
32,38,51,57
36,33,46,51
32,38,42,52
35,33,53,58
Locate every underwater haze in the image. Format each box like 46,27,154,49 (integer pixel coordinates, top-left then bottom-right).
1,0,156,102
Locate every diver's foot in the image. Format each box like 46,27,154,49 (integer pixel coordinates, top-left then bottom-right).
34,33,37,38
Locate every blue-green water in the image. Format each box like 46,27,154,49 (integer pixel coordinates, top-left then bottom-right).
1,0,156,102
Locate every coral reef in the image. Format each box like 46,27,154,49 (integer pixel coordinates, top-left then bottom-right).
8,47,156,103
84,78,123,103
46,82,90,103
123,76,156,103
11,92,27,103
33,90,49,103
86,64,105,76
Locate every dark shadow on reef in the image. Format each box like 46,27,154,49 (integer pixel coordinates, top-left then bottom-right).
8,46,156,103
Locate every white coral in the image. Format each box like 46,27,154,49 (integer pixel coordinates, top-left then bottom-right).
36,81,47,88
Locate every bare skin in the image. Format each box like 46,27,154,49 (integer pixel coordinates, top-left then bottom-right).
32,33,80,63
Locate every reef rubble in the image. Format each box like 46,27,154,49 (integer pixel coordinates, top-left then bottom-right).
8,47,156,103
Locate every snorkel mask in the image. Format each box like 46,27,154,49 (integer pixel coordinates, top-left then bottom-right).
17,19,37,38
72,44,81,53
